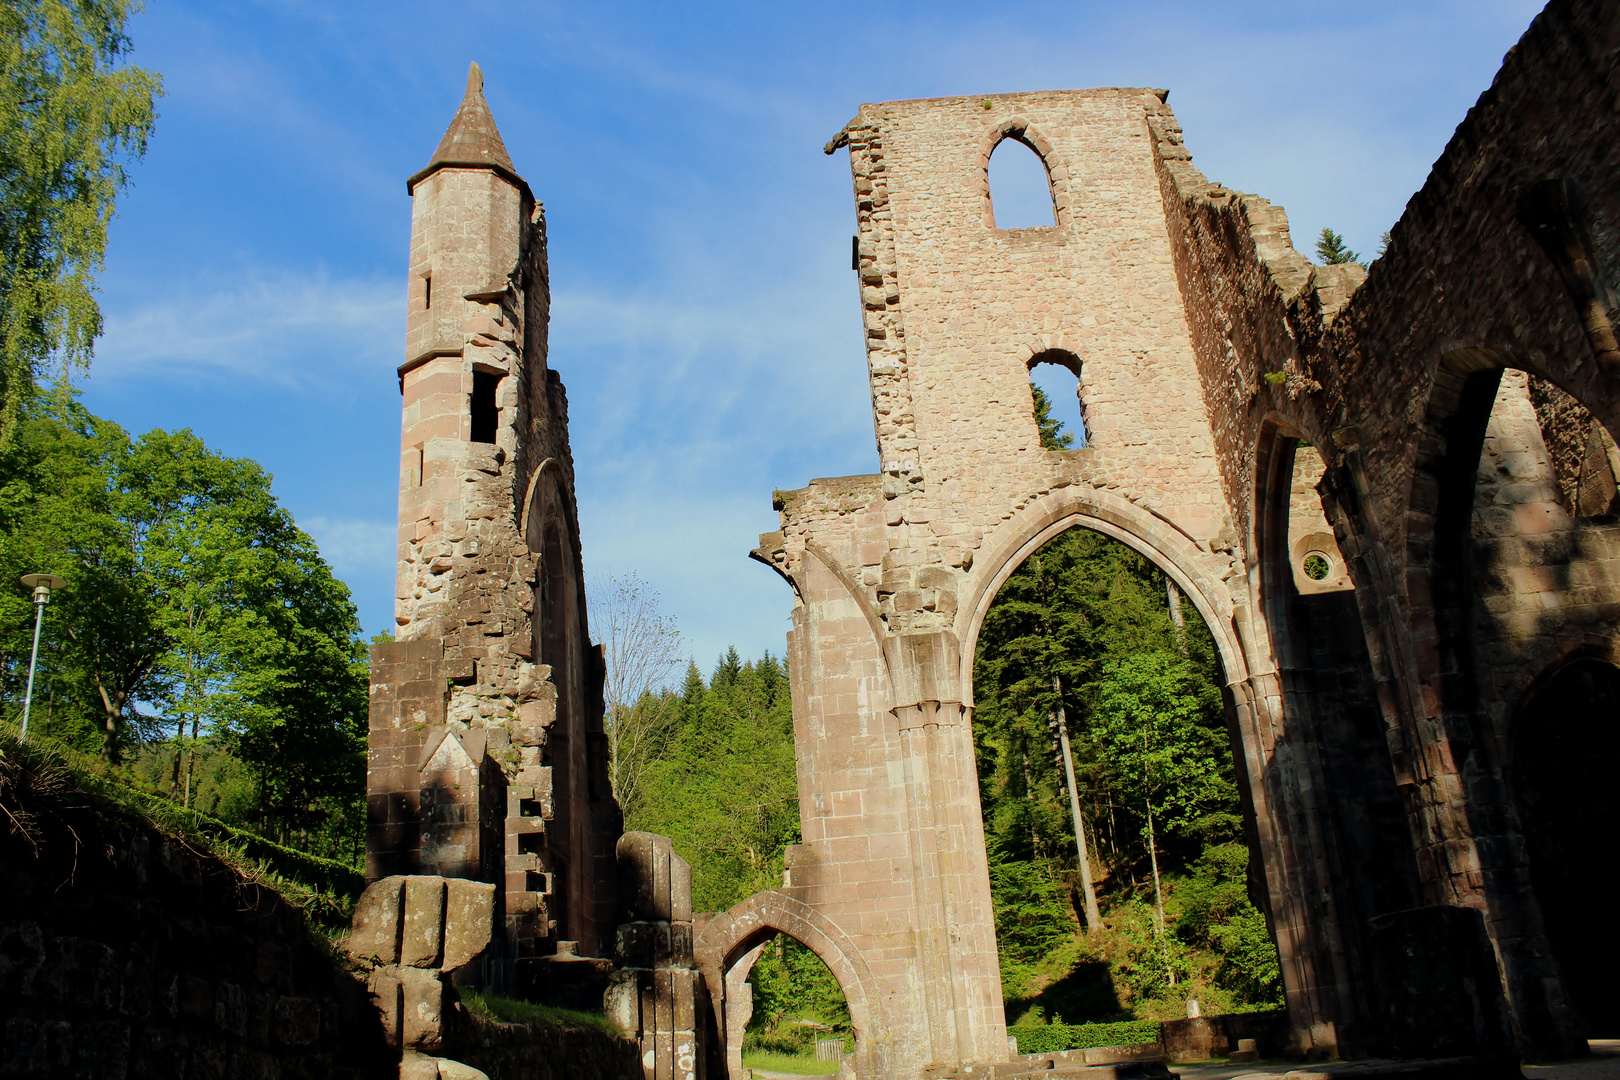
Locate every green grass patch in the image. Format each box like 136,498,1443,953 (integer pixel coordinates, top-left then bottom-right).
1007,1019,1161,1054
0,730,361,930
740,1049,841,1075
460,989,618,1034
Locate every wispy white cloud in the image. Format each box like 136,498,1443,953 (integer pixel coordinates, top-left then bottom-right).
300,514,397,582
577,488,792,670
94,272,401,388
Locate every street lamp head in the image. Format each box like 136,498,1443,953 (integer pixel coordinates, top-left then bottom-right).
20,574,67,602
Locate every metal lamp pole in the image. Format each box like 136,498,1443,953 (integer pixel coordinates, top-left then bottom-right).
19,574,66,742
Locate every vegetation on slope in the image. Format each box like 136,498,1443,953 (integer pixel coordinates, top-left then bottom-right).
0,393,369,865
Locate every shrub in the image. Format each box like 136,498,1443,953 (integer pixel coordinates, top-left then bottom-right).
1007,1019,1161,1054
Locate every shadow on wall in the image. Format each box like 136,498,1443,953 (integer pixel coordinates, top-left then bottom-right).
1005,961,1125,1025
1510,658,1620,1039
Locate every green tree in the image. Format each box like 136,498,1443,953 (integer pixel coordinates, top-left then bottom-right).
972,526,1270,1018
629,651,800,912
0,393,366,857
1089,651,1235,980
1314,227,1360,265
1031,384,1074,450
0,1,161,437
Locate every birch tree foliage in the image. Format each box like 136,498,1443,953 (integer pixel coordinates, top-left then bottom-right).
588,573,682,818
0,0,160,437
1088,652,1232,838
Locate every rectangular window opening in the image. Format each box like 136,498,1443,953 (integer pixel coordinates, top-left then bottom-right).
423,273,432,310
470,370,499,444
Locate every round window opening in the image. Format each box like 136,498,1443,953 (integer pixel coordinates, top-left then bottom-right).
1303,553,1331,581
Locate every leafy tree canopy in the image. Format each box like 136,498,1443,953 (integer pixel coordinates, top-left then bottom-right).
0,392,366,853
0,0,161,437
628,649,798,913
973,525,1277,1019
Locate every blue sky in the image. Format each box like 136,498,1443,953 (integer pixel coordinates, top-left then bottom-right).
81,0,1544,675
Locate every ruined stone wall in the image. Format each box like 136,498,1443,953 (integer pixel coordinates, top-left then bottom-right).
1150,0,1620,1058
753,88,1269,1077
752,1,1620,1067
369,69,618,997
0,808,388,1079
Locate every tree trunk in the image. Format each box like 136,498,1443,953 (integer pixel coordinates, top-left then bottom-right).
184,712,199,809
96,681,123,763
1145,799,1174,987
1166,578,1187,653
1051,673,1101,933
170,715,185,795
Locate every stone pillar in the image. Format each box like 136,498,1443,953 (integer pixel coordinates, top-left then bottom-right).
722,941,767,1080
348,875,496,1054
605,833,705,1080
1367,907,1515,1063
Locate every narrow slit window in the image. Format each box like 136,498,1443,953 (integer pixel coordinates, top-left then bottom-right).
988,138,1056,229
470,370,499,443
423,273,432,310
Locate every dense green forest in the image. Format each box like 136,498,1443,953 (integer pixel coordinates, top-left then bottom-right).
973,388,1281,1022
973,525,1279,1022
0,392,368,863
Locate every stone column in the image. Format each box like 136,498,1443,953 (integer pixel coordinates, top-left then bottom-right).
604,833,705,1080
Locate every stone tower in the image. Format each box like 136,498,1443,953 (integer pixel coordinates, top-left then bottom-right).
366,63,621,985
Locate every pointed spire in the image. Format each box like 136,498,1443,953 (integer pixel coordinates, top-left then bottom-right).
407,62,530,196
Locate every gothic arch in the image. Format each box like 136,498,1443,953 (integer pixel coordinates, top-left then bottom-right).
694,889,887,1078
955,484,1245,696
977,116,1073,230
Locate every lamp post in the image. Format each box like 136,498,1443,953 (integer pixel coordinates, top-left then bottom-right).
19,574,66,742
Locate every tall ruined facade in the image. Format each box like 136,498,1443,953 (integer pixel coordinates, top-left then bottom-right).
702,0,1620,1077
366,64,621,982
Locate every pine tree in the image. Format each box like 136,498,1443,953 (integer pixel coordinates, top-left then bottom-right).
1031,384,1074,450
1314,228,1361,265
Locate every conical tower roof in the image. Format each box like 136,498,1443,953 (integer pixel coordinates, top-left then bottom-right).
406,62,530,197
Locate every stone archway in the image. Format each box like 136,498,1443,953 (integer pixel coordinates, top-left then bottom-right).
695,890,887,1080
955,484,1247,694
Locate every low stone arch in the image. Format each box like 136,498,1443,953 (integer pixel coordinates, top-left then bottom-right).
694,890,887,1079
954,484,1245,695
976,116,1074,230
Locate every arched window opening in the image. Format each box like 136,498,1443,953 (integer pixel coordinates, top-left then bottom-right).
1286,443,1352,594
740,934,852,1074
1526,375,1620,517
1510,659,1620,1036
471,369,500,444
970,525,1281,1024
989,137,1056,230
1256,425,1421,998
1029,352,1086,449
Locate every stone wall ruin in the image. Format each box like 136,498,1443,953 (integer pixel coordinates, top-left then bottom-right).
743,0,1620,1074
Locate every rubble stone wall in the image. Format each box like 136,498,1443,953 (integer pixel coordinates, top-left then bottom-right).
0,810,388,1080
750,0,1620,1071
1148,0,1620,1059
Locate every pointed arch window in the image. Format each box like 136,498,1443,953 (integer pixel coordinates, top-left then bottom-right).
988,137,1056,229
